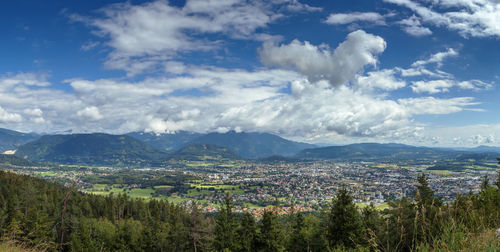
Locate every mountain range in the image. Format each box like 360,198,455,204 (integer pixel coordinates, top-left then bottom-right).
15,133,169,166
295,143,460,161
1,128,500,167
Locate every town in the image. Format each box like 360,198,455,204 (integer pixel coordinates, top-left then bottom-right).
2,159,493,216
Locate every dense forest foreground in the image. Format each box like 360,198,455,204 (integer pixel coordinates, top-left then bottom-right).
2,168,500,251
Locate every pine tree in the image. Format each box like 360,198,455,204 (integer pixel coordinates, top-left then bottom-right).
287,212,307,252
326,187,362,249
237,212,257,252
214,194,237,251
257,210,285,252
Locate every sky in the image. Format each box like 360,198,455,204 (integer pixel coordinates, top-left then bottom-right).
0,0,500,147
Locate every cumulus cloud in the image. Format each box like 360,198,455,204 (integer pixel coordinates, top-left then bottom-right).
424,124,500,147
0,72,51,89
325,12,386,25
77,106,103,121
73,0,319,76
355,69,406,91
0,27,489,147
0,107,22,123
259,30,386,87
384,0,500,37
398,15,432,36
470,134,495,145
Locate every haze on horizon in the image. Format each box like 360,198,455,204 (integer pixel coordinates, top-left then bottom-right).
0,0,499,147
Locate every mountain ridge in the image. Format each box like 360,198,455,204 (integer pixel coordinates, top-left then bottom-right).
0,128,39,153
15,133,169,167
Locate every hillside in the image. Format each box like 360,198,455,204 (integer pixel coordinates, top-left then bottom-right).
0,154,35,167
0,128,39,153
14,133,169,166
170,143,240,161
295,143,459,161
192,131,314,159
127,131,202,152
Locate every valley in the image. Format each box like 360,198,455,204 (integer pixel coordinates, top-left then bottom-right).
3,156,496,217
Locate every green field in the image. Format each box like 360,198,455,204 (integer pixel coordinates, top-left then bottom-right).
427,170,453,175
357,202,389,211
83,184,164,199
39,171,57,177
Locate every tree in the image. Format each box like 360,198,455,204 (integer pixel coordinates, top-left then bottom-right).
236,212,257,252
214,194,237,251
416,174,440,207
414,173,444,247
326,187,362,249
361,203,383,250
287,212,307,252
257,210,285,252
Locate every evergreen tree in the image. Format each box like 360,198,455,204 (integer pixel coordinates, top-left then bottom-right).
214,194,237,251
237,212,257,252
361,203,382,250
326,187,362,249
287,212,307,252
257,210,285,252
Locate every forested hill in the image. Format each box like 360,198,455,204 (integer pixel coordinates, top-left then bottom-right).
126,131,203,152
170,143,240,161
192,131,315,158
128,130,315,158
0,128,39,153
295,143,460,160
2,170,500,251
0,154,35,167
14,133,169,167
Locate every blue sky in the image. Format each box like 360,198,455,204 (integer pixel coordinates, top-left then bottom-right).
1,0,499,147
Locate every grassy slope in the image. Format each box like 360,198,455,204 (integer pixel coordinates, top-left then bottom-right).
0,243,37,252
420,228,500,251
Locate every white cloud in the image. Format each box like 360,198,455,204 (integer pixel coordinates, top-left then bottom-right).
470,134,495,145
23,108,43,117
411,79,492,94
355,69,406,91
77,106,103,121
0,66,482,144
0,72,51,89
259,30,386,87
0,28,488,147
325,12,386,25
398,15,432,36
384,0,500,37
411,48,458,67
73,0,319,76
80,41,100,51
274,0,322,12
0,107,22,123
423,124,500,147
398,97,478,114
411,79,455,93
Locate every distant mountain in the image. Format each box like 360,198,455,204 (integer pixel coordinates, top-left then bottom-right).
15,133,169,166
127,131,203,152
295,143,459,161
170,143,240,161
192,131,315,159
0,128,39,153
468,146,500,153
